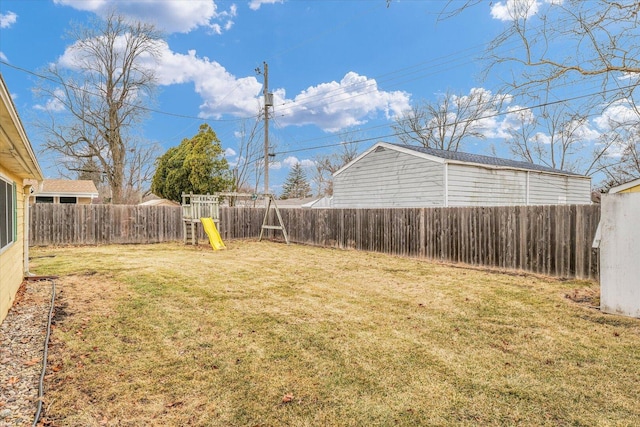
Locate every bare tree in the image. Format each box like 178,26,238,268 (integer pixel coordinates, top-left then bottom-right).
36,12,162,204
392,89,504,151
444,1,640,103
122,142,161,203
232,113,264,194
505,105,594,173
313,136,360,196
592,104,640,187
433,1,640,183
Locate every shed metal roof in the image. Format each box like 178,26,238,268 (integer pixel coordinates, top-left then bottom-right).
393,143,582,176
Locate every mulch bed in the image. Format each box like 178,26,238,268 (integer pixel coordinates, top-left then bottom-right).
0,280,54,426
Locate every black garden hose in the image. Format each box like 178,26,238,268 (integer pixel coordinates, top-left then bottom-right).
31,278,56,427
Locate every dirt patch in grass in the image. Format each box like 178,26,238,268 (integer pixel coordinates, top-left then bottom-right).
30,241,640,426
564,285,600,307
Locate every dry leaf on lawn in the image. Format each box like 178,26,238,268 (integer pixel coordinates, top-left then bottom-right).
282,394,294,403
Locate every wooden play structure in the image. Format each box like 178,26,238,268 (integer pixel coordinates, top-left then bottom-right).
259,194,289,245
181,193,220,245
181,192,289,245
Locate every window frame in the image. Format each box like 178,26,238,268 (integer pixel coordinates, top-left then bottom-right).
59,196,77,204
0,174,16,253
35,196,54,204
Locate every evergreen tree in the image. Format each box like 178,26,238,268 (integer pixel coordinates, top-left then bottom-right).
281,163,312,199
151,124,233,202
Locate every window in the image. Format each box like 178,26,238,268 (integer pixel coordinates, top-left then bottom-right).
0,177,16,251
60,196,77,204
35,196,54,203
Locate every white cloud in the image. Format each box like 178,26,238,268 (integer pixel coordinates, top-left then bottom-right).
282,156,299,167
490,0,562,21
53,0,236,34
152,44,263,118
479,105,529,139
155,48,409,131
33,89,66,112
56,36,409,132
0,52,7,62
274,72,411,132
531,131,551,145
282,156,315,168
618,72,640,82
224,147,237,157
248,0,284,11
0,11,17,28
593,100,640,131
269,161,282,170
531,121,600,147
442,88,514,139
566,118,600,142
491,0,538,21
56,38,261,117
484,104,601,144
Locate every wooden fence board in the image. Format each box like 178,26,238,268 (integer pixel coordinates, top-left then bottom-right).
30,203,600,279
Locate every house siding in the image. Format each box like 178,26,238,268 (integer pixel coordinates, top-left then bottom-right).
0,167,25,323
528,173,591,205
617,185,640,194
447,164,528,206
333,148,444,208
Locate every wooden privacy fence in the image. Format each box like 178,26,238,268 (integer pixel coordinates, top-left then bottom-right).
30,204,183,245
31,203,600,279
254,205,600,280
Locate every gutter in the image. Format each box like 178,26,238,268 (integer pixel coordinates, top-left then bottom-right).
23,183,34,276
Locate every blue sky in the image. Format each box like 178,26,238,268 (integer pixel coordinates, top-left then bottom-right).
0,0,623,193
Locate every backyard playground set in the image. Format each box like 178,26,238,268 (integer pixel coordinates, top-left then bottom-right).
181,192,289,249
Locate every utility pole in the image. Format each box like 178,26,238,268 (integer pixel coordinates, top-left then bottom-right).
263,62,270,197
256,61,273,199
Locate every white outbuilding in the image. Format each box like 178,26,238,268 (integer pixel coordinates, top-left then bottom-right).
331,142,591,208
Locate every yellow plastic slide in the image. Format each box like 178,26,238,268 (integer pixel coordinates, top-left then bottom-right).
200,217,226,250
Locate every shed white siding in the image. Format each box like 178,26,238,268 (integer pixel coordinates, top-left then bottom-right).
447,164,527,206
528,173,591,205
331,142,591,208
333,147,444,208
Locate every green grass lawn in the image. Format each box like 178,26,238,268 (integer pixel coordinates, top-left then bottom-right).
31,241,639,426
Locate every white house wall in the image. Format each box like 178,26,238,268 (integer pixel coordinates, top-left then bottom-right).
447,164,527,206
332,148,444,208
528,173,591,205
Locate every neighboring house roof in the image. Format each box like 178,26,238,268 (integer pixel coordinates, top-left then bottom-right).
277,197,320,208
139,198,180,207
35,179,99,198
0,74,43,180
302,196,332,209
608,177,640,194
334,142,585,178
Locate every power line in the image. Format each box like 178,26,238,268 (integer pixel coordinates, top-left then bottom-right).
0,59,258,123
271,82,640,157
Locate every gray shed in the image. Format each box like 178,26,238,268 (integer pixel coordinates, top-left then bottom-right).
332,142,591,208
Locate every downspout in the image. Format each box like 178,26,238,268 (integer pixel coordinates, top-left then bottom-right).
444,163,449,207
526,171,530,205
23,183,33,277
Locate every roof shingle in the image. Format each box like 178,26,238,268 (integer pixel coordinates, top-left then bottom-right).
392,143,583,176
38,179,99,195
